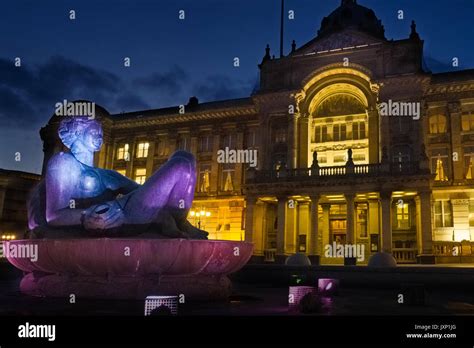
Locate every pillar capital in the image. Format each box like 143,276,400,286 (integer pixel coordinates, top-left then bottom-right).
276,195,289,202
245,195,258,205
380,191,392,200
344,192,356,201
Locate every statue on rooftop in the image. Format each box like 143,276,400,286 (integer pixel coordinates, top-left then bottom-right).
27,116,208,239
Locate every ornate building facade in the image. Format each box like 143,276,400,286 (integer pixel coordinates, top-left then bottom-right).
39,0,474,264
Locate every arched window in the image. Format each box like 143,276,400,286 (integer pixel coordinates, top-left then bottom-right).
429,115,447,134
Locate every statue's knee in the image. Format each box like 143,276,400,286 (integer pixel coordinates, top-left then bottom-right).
170,151,196,167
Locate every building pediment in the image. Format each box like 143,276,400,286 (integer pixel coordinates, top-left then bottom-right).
295,30,385,55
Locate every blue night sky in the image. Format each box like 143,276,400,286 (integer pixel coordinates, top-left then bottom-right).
0,0,473,173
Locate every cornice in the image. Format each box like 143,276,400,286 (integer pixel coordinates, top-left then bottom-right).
112,106,257,130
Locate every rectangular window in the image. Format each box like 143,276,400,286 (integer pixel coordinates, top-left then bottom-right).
322,126,329,142
156,138,168,157
341,124,346,141
352,123,358,140
333,124,340,142
116,144,129,160
274,129,286,143
461,112,474,132
177,135,190,151
359,122,366,139
134,168,147,185
223,133,237,148
464,146,474,179
356,203,368,238
136,142,150,158
434,200,453,227
351,122,366,140
221,163,235,192
429,115,447,134
246,130,257,148
431,149,450,181
199,135,213,152
199,164,212,193
396,202,410,229
315,126,322,143
116,169,126,176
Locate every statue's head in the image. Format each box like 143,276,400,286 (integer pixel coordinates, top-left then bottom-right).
58,117,103,152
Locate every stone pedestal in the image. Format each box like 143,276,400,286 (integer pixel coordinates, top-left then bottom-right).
20,273,232,301
6,238,253,302
417,254,436,264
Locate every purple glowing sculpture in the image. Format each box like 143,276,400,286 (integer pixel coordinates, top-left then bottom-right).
28,116,207,239
10,116,253,300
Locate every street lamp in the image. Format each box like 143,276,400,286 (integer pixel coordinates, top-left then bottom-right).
189,209,211,229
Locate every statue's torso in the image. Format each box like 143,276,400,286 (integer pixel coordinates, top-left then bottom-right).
70,160,118,208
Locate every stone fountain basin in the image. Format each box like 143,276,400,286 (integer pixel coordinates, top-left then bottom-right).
5,239,253,277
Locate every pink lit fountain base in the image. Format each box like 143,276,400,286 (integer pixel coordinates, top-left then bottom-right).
6,239,253,301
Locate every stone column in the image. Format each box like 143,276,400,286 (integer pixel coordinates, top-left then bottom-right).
368,198,380,250
367,108,379,163
276,196,287,258
285,199,297,254
287,113,300,169
210,132,221,193
298,116,310,168
234,129,244,191
417,191,435,263
146,140,155,176
380,192,393,253
108,140,117,170
253,200,266,255
448,101,462,181
309,195,320,254
309,195,320,264
125,137,136,178
345,193,355,244
244,196,257,244
345,193,356,265
321,203,330,260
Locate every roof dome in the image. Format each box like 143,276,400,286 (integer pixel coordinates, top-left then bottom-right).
317,0,385,40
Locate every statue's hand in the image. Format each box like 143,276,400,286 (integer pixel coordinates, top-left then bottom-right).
82,201,124,231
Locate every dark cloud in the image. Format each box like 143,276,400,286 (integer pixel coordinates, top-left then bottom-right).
0,85,36,127
192,74,255,102
114,93,150,111
133,65,188,95
0,56,149,129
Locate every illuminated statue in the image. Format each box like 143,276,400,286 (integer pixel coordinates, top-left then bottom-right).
28,117,208,239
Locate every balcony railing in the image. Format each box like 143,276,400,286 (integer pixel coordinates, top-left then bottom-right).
433,241,473,256
392,248,417,263
247,161,426,184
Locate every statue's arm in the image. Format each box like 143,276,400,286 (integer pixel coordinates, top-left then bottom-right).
102,169,140,194
45,153,85,227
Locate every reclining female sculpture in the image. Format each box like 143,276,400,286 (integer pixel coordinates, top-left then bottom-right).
27,116,208,239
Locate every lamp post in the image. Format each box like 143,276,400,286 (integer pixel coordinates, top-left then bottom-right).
189,209,211,230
